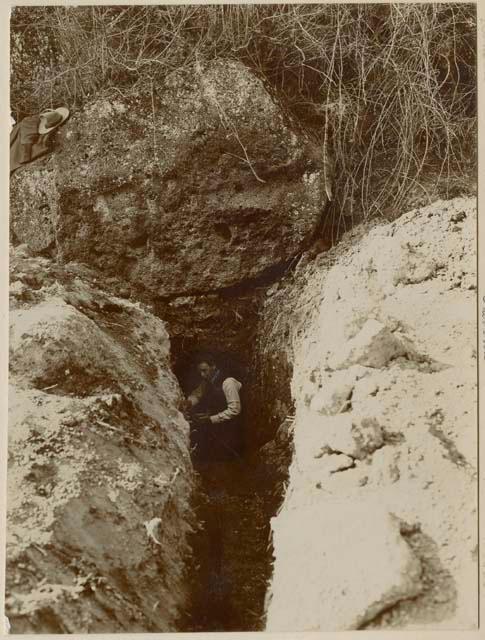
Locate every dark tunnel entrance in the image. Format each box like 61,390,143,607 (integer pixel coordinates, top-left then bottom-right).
171,345,290,632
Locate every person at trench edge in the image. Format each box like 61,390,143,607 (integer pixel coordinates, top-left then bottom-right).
185,355,243,463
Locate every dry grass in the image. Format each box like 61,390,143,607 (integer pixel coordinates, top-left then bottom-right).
11,4,476,224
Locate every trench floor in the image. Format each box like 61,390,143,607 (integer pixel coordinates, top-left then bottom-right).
182,458,274,632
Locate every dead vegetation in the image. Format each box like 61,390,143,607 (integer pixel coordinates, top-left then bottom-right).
11,4,476,228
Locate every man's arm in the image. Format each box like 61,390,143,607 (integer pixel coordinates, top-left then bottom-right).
210,378,242,424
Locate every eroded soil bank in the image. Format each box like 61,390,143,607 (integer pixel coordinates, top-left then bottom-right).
262,196,478,631
7,249,195,632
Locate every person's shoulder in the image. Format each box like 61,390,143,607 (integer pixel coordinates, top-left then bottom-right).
223,376,242,388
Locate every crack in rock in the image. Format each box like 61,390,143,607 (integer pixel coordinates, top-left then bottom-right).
427,423,470,470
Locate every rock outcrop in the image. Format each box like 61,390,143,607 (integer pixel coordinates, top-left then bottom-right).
10,59,326,298
7,247,194,633
264,197,477,630
8,52,477,632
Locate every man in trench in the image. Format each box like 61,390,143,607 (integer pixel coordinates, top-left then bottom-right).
185,355,243,464
184,355,244,629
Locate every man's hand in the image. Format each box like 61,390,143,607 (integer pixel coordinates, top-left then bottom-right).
193,413,211,426
180,398,192,420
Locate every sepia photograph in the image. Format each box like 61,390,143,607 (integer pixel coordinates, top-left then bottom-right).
4,0,479,634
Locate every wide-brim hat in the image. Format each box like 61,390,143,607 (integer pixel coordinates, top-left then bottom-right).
38,107,70,134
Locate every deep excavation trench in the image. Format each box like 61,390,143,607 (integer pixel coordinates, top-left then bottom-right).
166,283,294,631
7,194,478,632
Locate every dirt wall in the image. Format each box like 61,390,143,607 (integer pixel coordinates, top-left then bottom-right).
7,247,195,633
263,197,478,630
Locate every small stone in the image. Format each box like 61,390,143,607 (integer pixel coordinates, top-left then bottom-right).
355,377,379,397
329,320,411,370
310,379,354,416
450,210,467,223
318,414,384,460
433,591,451,604
10,280,28,297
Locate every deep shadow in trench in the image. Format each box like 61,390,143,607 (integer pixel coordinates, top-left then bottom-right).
173,348,291,632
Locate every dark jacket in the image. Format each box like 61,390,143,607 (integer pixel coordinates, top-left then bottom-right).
190,372,243,462
10,116,54,175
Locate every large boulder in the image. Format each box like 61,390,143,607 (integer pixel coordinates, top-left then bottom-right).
7,247,195,633
11,59,327,297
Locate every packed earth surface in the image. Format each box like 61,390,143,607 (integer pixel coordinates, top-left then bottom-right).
7,54,478,633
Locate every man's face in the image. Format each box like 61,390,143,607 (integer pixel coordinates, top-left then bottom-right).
198,362,216,381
